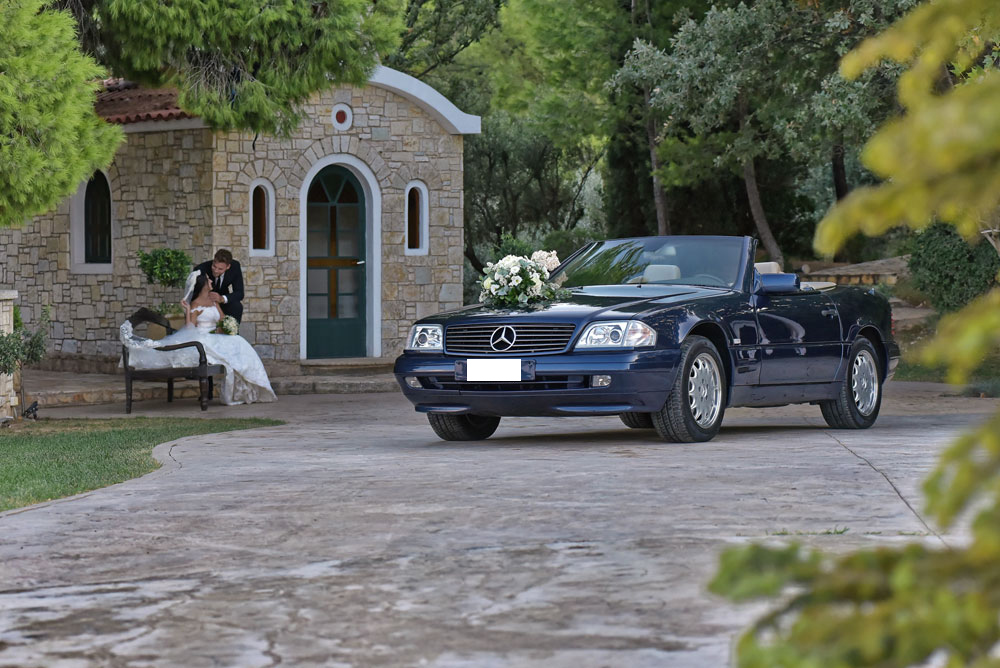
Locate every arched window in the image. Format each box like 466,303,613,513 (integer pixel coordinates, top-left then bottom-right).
249,178,275,257
71,170,113,273
404,181,429,256
84,172,112,263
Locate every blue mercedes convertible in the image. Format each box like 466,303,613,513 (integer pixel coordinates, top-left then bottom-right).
394,236,899,442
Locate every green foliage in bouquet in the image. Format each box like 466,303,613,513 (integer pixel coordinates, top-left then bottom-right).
218,316,239,336
478,251,565,308
137,249,192,288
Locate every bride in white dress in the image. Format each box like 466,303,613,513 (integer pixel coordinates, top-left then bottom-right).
158,271,276,406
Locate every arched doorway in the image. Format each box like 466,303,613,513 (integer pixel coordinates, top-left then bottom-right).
305,165,366,358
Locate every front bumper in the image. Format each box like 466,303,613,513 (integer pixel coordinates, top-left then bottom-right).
393,349,680,417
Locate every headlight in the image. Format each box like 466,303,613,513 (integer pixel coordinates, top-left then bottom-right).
575,320,657,349
405,324,443,351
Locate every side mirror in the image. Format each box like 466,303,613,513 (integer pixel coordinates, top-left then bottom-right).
758,272,800,294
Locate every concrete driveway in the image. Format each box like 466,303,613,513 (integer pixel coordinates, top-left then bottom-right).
0,383,994,667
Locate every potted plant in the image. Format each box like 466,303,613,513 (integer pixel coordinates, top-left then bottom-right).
0,305,50,420
147,302,186,340
137,248,191,333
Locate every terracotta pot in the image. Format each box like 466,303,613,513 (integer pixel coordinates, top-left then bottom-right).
147,314,186,340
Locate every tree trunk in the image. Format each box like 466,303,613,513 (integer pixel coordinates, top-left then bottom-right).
742,158,784,269
644,90,671,235
465,242,485,275
832,144,849,201
983,229,1000,259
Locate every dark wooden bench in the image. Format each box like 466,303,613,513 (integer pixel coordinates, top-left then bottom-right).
122,308,224,413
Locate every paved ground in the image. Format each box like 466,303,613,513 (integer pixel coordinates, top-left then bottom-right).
1,383,995,667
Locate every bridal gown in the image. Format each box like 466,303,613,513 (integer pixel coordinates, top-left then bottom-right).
123,306,276,406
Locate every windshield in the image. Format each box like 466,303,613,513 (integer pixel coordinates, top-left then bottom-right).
551,236,747,289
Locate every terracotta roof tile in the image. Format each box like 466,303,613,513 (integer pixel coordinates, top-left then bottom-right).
96,80,194,125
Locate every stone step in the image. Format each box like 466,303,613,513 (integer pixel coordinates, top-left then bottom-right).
22,371,399,410
298,358,396,376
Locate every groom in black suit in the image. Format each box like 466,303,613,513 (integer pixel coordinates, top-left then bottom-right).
194,249,245,323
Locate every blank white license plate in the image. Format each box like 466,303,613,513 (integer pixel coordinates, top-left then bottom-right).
467,358,521,382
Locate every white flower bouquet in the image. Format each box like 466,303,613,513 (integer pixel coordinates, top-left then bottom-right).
218,315,239,335
477,250,564,307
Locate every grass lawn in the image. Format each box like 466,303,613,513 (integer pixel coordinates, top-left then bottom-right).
0,417,282,512
894,320,1000,394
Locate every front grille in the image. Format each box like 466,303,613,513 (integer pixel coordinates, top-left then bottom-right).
445,323,577,355
421,375,588,392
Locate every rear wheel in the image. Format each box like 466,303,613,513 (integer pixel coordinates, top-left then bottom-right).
652,335,726,443
427,413,501,441
620,412,654,429
820,336,882,429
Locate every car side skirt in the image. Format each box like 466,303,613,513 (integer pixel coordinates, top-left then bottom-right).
730,382,841,408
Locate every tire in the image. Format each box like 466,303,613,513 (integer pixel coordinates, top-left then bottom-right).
652,335,727,443
820,336,882,429
620,412,655,429
427,413,501,441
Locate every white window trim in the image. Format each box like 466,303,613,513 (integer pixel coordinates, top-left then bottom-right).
403,180,429,256
331,103,353,132
249,178,276,257
70,169,114,274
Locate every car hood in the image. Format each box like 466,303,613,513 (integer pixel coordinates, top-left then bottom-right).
425,285,730,324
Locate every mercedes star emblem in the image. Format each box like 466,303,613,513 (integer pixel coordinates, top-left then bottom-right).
489,326,517,352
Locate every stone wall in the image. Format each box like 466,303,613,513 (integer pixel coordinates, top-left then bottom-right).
213,83,465,361
0,290,15,417
0,129,215,360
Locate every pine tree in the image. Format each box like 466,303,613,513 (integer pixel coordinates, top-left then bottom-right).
57,0,402,137
0,0,122,229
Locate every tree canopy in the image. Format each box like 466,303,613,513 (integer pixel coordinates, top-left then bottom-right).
0,0,122,229
614,0,914,267
56,0,402,137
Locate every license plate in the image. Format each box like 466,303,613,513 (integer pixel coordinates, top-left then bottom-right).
455,359,536,382
467,358,521,382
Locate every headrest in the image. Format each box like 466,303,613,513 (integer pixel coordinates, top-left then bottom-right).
754,261,783,274
642,264,681,283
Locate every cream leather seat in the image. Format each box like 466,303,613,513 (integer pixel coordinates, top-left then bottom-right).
641,264,681,283
754,261,782,274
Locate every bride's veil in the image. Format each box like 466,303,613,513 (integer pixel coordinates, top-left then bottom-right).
182,270,201,303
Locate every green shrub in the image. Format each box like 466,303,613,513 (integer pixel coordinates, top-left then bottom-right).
153,302,184,317
908,224,999,312
137,249,192,288
494,232,534,260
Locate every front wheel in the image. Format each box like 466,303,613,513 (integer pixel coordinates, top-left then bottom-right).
820,337,882,429
652,335,727,443
620,412,654,429
427,413,501,441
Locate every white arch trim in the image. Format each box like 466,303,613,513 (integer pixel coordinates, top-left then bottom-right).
403,180,429,256
369,66,481,135
70,168,116,274
298,154,382,359
249,177,276,258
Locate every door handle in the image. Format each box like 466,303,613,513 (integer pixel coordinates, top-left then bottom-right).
356,260,365,265
821,308,837,317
